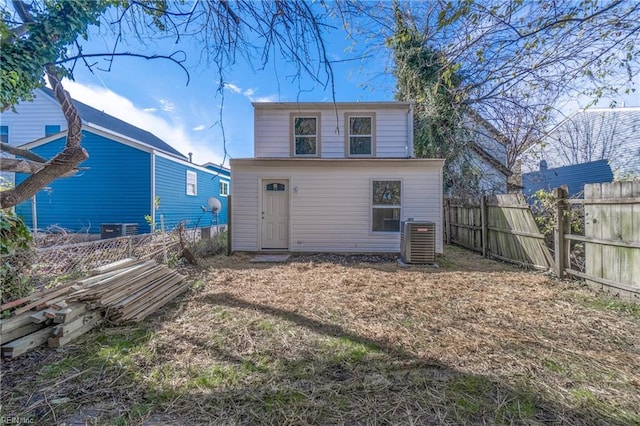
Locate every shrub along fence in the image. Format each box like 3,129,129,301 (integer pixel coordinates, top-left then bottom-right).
445,181,640,302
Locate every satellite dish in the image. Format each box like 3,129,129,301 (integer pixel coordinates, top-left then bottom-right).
207,197,222,212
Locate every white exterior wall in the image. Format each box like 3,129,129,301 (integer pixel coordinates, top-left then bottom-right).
0,90,66,146
253,103,412,158
231,159,444,253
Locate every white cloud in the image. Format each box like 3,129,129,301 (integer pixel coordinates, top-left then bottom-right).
225,83,242,94
243,88,255,97
159,99,175,112
61,79,226,166
252,95,277,103
143,107,157,112
192,124,206,131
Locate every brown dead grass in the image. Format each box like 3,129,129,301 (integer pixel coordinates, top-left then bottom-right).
2,246,639,425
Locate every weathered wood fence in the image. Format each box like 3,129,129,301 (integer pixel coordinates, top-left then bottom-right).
445,193,553,270
556,181,640,301
445,181,640,302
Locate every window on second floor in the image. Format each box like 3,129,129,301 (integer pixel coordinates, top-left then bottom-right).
219,180,229,197
345,113,376,157
291,113,320,156
186,170,197,196
45,125,61,136
0,126,8,143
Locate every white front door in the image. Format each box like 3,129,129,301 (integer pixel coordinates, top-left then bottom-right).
261,179,289,249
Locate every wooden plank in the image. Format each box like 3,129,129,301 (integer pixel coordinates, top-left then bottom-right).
602,182,621,293
117,276,188,323
481,195,488,257
51,312,103,338
13,286,76,315
487,227,545,240
89,258,139,275
48,314,104,348
54,303,89,324
0,311,36,334
564,234,640,249
0,323,47,345
585,183,603,290
567,197,640,205
632,181,640,295
566,268,640,296
2,327,53,358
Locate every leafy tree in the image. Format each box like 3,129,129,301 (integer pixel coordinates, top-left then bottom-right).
387,3,477,195
348,0,640,170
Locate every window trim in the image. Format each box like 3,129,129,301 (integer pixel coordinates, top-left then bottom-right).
344,112,376,157
0,125,8,144
370,178,402,233
290,112,321,157
219,179,230,197
186,170,197,196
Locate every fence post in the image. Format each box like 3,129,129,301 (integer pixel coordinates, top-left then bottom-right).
161,214,167,264
554,187,568,278
481,195,488,258
444,198,451,245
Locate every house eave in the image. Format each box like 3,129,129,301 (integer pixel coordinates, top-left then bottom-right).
251,101,414,110
230,157,446,167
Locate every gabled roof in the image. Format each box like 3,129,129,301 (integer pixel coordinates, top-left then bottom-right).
522,159,614,197
39,87,187,160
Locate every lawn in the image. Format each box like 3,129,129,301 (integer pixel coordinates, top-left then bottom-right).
1,246,639,425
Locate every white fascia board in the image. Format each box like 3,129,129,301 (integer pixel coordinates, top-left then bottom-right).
154,150,229,176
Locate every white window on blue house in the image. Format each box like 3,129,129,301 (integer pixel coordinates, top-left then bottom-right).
0,126,8,143
45,125,61,136
371,180,401,232
219,180,229,197
186,171,197,196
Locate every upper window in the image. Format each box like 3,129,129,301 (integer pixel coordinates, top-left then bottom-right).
371,180,401,232
186,171,197,196
345,113,375,157
0,126,8,143
45,125,61,136
291,113,320,156
219,180,229,197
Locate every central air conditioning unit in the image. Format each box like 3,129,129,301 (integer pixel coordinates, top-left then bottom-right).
400,221,436,264
101,223,139,239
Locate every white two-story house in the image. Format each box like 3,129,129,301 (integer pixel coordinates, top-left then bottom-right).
229,102,445,253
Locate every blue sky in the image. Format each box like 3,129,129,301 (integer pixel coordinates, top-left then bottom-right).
59,17,394,168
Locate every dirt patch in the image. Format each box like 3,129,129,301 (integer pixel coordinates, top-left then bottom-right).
2,246,639,425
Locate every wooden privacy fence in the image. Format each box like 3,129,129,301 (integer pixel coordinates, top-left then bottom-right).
556,181,640,301
445,193,553,270
445,181,640,302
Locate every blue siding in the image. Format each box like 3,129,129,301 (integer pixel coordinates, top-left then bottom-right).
16,131,152,234
153,157,229,231
522,159,614,198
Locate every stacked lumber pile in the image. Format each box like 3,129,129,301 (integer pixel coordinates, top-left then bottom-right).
1,259,187,359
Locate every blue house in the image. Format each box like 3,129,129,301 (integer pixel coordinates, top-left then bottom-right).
5,88,229,236
522,159,613,198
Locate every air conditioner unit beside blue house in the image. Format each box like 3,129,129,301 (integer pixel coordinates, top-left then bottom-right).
400,221,436,264
101,223,139,239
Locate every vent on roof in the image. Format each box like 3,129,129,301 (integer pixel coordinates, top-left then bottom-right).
400,221,436,264
101,223,139,239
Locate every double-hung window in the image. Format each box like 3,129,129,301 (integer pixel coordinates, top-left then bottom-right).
219,180,229,196
371,180,401,232
186,171,197,196
291,113,320,156
346,113,375,156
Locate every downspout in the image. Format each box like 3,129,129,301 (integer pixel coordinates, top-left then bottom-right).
407,104,414,158
151,151,156,232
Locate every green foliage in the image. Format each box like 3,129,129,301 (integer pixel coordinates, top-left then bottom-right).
387,4,476,195
0,210,33,304
530,189,583,247
0,1,114,110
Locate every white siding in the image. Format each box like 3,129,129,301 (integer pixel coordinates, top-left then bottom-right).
0,90,66,146
254,104,411,158
231,159,443,253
